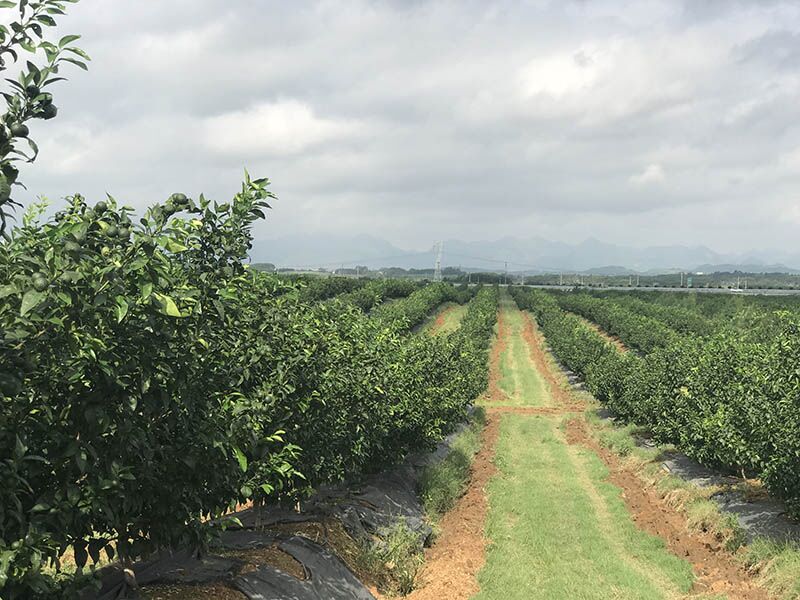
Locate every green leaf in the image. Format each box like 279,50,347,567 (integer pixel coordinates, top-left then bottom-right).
115,296,129,322
58,34,80,47
0,1,15,7
164,238,188,253
232,447,247,472
140,281,153,300
20,289,44,315
60,56,87,70
154,292,182,317
0,284,17,299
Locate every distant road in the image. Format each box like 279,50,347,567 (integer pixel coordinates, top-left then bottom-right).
519,284,800,296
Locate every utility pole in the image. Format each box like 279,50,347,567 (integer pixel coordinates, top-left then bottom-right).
560,272,563,286
433,241,443,282
680,272,684,288
636,274,640,287
504,261,508,286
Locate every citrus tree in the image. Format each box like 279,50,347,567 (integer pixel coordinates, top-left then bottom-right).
0,0,89,237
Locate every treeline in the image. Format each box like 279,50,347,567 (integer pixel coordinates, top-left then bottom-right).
511,287,800,518
370,282,473,330
587,292,716,337
333,278,420,312
548,291,680,353
0,184,497,598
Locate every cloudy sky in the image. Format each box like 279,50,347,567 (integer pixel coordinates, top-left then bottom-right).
16,0,800,255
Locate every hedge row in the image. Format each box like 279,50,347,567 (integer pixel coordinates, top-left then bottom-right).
370,282,472,331
595,292,716,337
548,290,680,353
333,278,420,311
511,287,800,517
0,184,496,598
293,274,367,302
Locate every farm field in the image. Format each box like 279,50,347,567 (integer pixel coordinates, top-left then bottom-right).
2,3,800,598
475,296,696,600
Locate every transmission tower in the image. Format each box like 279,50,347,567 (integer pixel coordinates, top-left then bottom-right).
433,241,443,281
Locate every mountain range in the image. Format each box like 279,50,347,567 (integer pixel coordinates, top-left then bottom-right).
252,234,800,275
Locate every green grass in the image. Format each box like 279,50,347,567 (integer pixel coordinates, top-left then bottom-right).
474,415,695,600
585,411,749,553
420,302,468,335
742,539,800,599
419,407,486,521
354,521,424,596
493,297,549,407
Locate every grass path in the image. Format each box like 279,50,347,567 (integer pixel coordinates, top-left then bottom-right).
421,302,468,335
481,294,549,407
474,290,698,600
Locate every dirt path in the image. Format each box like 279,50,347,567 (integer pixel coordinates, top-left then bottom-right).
411,289,772,600
406,415,499,600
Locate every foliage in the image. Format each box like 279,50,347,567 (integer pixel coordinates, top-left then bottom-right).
511,287,800,517
0,0,89,237
293,274,367,302
333,278,419,311
547,290,679,353
419,407,485,519
370,282,473,331
0,189,497,596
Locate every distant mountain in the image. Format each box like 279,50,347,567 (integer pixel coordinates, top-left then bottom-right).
252,234,800,274
693,263,800,275
251,233,428,269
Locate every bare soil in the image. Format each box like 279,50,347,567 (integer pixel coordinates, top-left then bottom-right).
486,307,510,402
405,413,499,600
430,304,457,333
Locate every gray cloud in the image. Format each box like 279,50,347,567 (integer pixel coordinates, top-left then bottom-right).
14,0,800,256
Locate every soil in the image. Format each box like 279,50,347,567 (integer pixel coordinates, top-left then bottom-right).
405,411,500,600
565,418,771,600
520,311,586,411
221,544,307,580
412,297,770,600
141,582,246,600
486,308,510,402
430,304,457,333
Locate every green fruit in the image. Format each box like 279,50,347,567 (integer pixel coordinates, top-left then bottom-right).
118,227,131,240
106,225,119,238
32,276,48,292
101,246,110,256
26,84,40,97
40,103,57,120
10,123,29,138
0,373,22,397
2,163,19,184
170,193,187,204
95,201,108,214
64,240,81,253
0,179,10,202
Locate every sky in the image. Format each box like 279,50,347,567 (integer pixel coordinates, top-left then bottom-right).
14,0,800,255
